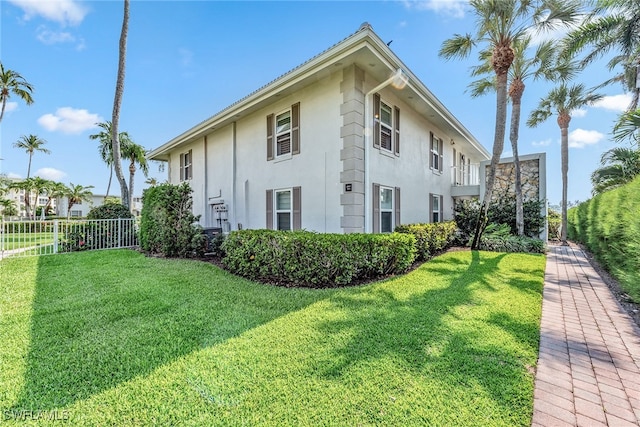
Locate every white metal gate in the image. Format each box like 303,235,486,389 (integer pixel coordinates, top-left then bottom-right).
1,219,139,259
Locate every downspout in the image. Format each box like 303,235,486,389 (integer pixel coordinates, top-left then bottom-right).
203,136,208,226
363,68,407,232
232,122,237,230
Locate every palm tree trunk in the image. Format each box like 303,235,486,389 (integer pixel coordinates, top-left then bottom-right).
559,114,571,244
105,165,113,200
128,161,135,213
509,81,524,236
472,70,509,249
0,98,6,124
111,0,130,210
560,128,569,244
27,152,33,179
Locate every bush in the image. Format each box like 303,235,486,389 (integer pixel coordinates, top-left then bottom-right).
454,196,546,245
568,175,640,301
547,209,561,241
395,221,457,261
479,224,546,254
139,183,207,258
87,202,133,220
222,230,416,287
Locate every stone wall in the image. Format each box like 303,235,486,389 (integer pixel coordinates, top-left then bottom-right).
489,158,540,202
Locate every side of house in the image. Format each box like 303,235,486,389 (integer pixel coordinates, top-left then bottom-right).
149,24,492,233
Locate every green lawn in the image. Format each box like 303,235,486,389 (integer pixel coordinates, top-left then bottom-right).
1,232,55,251
1,249,545,426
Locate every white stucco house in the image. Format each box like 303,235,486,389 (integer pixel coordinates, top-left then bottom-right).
149,23,493,234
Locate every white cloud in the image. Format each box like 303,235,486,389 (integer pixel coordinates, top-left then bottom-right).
592,94,632,112
3,102,18,113
532,138,553,147
35,167,66,181
571,108,587,118
568,128,605,148
36,25,86,50
402,0,466,18
8,0,88,26
7,172,22,179
38,107,103,134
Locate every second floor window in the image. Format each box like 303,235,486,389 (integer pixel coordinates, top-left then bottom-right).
180,149,192,181
267,102,300,160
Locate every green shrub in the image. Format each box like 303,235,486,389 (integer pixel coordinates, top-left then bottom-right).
547,208,561,241
139,183,207,258
568,175,640,301
222,230,416,287
479,224,546,254
395,221,457,261
87,202,133,220
454,196,546,245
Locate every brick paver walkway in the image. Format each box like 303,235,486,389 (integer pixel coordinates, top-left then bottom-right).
532,243,640,426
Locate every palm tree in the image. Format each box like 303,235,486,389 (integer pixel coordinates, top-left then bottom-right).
0,62,34,123
0,198,17,218
590,147,640,194
120,140,148,212
65,183,94,220
144,177,158,187
527,83,602,244
563,0,640,111
439,0,580,248
13,134,50,178
9,177,35,218
468,37,556,235
89,121,133,199
111,0,131,210
613,108,640,145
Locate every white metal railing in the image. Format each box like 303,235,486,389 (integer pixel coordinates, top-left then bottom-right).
451,163,480,186
1,219,139,259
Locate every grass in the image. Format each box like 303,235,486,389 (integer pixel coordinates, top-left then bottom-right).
1,232,55,251
0,249,545,426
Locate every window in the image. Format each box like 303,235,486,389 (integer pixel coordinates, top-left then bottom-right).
275,189,292,231
276,111,291,156
372,184,401,233
180,149,192,181
430,132,443,173
373,93,400,155
70,210,83,218
267,102,300,160
380,102,393,151
266,187,301,230
430,193,443,223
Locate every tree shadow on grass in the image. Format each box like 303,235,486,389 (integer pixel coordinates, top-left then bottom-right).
312,250,542,422
10,250,330,410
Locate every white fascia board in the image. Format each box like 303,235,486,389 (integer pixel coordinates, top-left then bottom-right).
149,30,376,160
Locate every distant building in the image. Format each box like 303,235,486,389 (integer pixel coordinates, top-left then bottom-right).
3,178,57,219
58,195,143,218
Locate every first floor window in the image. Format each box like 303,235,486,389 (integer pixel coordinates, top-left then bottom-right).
266,187,301,230
430,193,443,223
380,187,393,233
275,189,292,231
373,184,400,233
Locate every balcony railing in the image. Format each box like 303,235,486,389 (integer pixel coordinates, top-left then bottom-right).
451,163,480,187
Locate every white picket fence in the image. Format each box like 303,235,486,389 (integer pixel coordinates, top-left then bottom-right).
1,219,139,259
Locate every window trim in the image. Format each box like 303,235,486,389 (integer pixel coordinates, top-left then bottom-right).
266,186,301,230
372,183,401,233
267,102,300,161
180,149,193,181
429,193,444,223
429,132,443,174
373,93,400,156
275,188,293,231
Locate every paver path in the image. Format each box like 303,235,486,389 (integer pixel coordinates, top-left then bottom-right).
532,243,640,426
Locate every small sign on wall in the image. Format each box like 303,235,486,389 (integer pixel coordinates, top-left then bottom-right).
345,183,352,192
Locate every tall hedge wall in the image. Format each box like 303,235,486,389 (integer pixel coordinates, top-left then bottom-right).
568,175,640,301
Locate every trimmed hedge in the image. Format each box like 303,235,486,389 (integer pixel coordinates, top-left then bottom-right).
568,175,640,301
394,221,457,260
222,230,416,287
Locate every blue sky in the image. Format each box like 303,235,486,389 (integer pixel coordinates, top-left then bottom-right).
0,0,632,205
